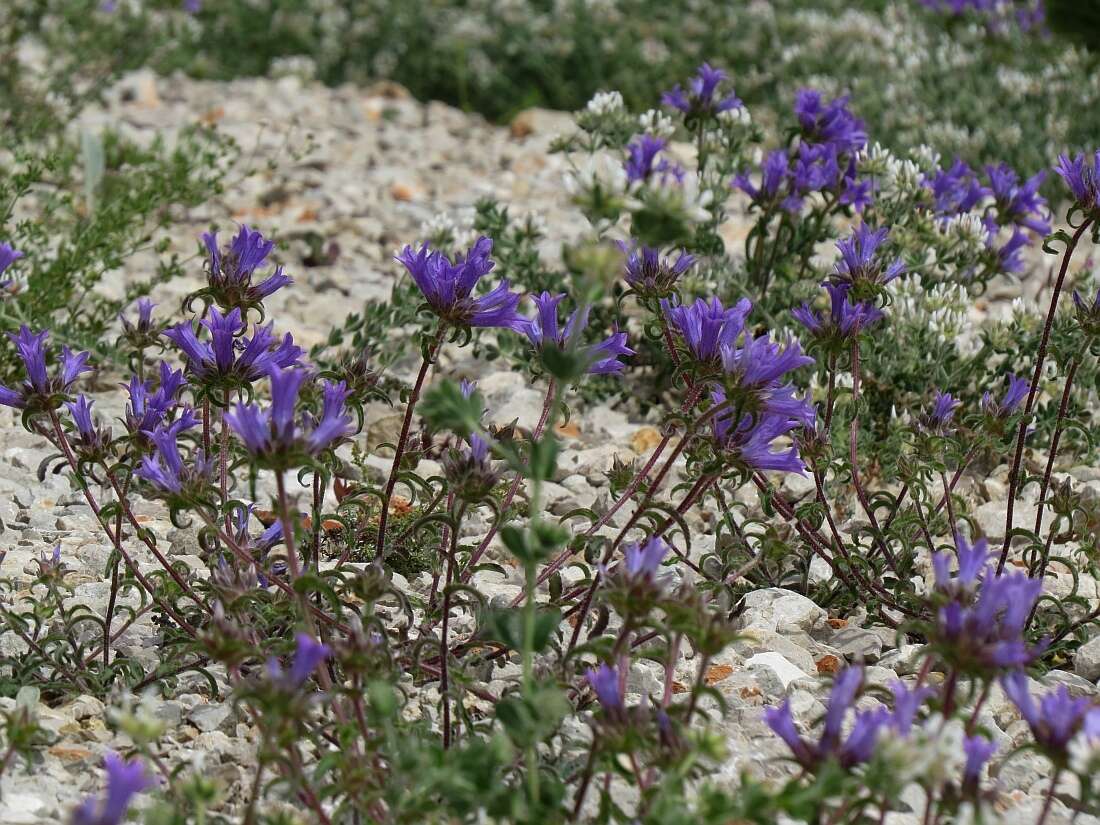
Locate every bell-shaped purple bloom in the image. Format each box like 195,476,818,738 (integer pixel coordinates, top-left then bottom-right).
618,242,695,296
934,552,1045,673
65,394,101,443
226,367,352,463
832,224,905,287
1001,670,1097,756
734,149,791,204
981,373,1029,417
888,680,933,735
622,537,669,580
793,90,867,155
120,297,157,338
792,282,884,340
520,292,634,376
766,665,888,770
1054,151,1100,213
662,296,752,363
0,242,23,282
396,236,522,331
933,534,992,594
927,390,960,428
662,63,742,119
585,663,623,713
135,410,210,495
0,327,92,410
719,333,815,404
267,632,332,689
710,390,808,474
962,735,996,790
624,135,672,184
926,159,991,217
123,362,187,436
986,163,1050,236
71,752,154,825
164,307,303,383
203,225,291,304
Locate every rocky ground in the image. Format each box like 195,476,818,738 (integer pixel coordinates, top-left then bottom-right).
0,70,1097,823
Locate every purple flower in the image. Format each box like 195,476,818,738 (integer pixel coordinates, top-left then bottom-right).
710,390,808,474
734,149,791,204
926,390,961,429
766,665,888,770
962,735,996,791
933,534,992,594
792,282,884,340
888,680,933,735
662,296,752,363
622,537,669,580
832,225,905,288
719,333,815,419
986,164,1050,236
0,242,23,281
793,90,867,155
396,236,522,331
624,135,671,184
164,307,303,383
926,160,990,216
933,547,1045,673
662,63,742,119
267,632,332,689
135,411,211,495
520,292,634,376
0,327,92,411
71,752,154,825
982,373,1029,417
618,242,695,296
1054,151,1100,213
65,394,103,445
202,225,291,308
183,0,201,12
123,362,187,436
225,367,352,465
1001,670,1097,756
120,298,157,338
585,663,623,713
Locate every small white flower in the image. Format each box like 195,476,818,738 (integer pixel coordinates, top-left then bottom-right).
638,108,675,140
585,90,624,116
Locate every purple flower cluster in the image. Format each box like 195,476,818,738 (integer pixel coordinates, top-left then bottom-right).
924,390,961,431
662,296,814,473
134,410,213,496
119,298,158,341
396,236,522,330
72,752,154,825
765,666,889,770
0,327,92,412
925,159,1049,274
619,242,695,298
164,307,304,385
830,224,905,290
662,63,742,121
202,225,292,310
930,535,1046,672
225,366,352,466
1001,670,1100,758
520,292,634,376
1055,150,1100,215
735,91,869,214
123,362,187,437
624,135,682,185
792,282,884,343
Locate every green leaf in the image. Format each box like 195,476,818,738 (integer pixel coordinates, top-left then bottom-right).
419,380,484,438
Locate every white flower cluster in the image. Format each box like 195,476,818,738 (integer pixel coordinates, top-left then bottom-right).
890,276,974,353
585,90,624,116
637,108,676,140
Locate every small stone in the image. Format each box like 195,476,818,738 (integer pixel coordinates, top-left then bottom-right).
746,652,810,690
830,627,884,662
1073,635,1100,683
739,588,825,634
188,702,232,733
